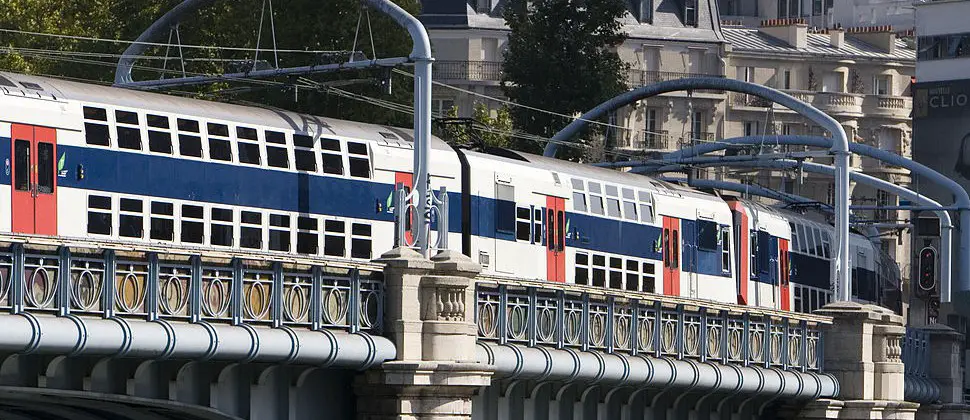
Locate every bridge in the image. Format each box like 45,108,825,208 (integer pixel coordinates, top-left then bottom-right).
0,237,964,419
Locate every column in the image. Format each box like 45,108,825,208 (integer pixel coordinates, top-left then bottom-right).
355,249,493,420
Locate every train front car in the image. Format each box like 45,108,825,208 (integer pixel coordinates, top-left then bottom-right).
0,71,462,264
461,149,738,304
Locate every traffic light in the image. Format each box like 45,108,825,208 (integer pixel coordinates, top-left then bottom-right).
917,246,937,296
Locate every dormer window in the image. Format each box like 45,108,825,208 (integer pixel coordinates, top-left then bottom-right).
684,0,697,26
630,0,653,23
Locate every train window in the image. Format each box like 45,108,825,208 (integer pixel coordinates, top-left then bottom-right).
797,224,808,254
115,110,138,125
572,192,587,212
36,142,53,194
790,223,800,252
266,131,285,144
293,134,314,148
324,220,346,257
266,146,289,168
605,185,618,197
757,232,770,274
351,223,372,259
622,188,635,200
297,216,319,255
150,201,174,241
181,205,204,244
495,184,515,234
592,254,606,287
210,207,234,247
588,182,602,194
87,195,113,235
208,139,232,161
321,138,341,151
721,227,731,274
295,149,317,171
240,211,262,250
148,131,172,154
750,232,758,278
147,114,169,129
207,123,229,137
83,106,107,121
117,126,142,150
626,272,639,291
237,141,261,165
13,141,27,191
348,142,370,178
516,207,531,241
83,107,110,146
575,252,589,285
178,134,203,158
119,198,144,238
610,270,623,289
642,263,656,293
177,119,200,133
570,178,584,191
322,152,343,175
269,214,291,252
810,228,822,257
820,231,831,258
84,122,110,146
697,220,718,251
623,201,637,221
236,126,258,140
533,209,542,243
639,192,655,224
590,195,604,215
794,287,802,312
606,198,621,218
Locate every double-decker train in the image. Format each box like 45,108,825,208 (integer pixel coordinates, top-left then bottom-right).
0,71,900,313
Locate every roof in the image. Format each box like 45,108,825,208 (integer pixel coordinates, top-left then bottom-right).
723,27,916,61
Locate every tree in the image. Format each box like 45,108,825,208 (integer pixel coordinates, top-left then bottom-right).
434,102,513,149
501,0,629,158
0,0,419,127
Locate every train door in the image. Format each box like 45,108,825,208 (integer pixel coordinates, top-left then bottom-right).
779,238,791,311
545,196,565,283
729,203,750,305
10,124,57,235
394,172,413,245
662,216,681,296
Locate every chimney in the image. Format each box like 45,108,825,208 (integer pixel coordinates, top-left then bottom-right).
846,25,896,54
829,26,845,49
759,18,808,49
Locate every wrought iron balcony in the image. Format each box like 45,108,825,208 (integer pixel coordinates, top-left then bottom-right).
627,70,726,92
633,130,671,150
679,131,716,147
436,60,503,82
475,279,827,372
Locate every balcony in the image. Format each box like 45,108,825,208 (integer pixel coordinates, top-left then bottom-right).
863,95,913,120
729,90,879,118
436,60,503,83
680,131,716,147
633,130,671,150
627,70,726,94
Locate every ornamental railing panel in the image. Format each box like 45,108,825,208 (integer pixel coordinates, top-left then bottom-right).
475,279,829,372
0,240,383,334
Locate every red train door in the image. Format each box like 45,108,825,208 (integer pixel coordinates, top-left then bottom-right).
779,238,791,311
545,196,565,283
10,124,57,235
727,201,750,305
662,216,681,296
394,172,413,245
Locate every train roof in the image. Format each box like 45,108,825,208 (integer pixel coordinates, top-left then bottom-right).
0,71,455,151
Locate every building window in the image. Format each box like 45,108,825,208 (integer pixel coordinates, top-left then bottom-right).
639,0,654,22
433,99,455,116
744,121,760,137
684,0,697,26
691,111,704,140
873,75,892,96
782,69,792,90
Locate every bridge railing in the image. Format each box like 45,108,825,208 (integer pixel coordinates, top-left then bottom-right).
475,278,828,372
0,238,383,333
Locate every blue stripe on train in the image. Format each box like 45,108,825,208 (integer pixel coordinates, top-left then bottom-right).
1,140,734,277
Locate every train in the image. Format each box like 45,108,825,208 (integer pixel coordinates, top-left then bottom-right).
0,71,901,314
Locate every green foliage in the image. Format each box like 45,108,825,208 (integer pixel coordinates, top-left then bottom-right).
434,102,513,149
0,0,419,126
501,0,629,158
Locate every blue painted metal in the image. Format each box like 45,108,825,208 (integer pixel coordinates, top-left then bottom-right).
189,255,202,323
103,249,117,319
10,243,24,314
231,258,243,325
147,252,160,321
57,246,71,317
311,266,323,331
349,268,361,334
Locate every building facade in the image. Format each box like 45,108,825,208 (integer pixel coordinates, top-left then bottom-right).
418,0,915,298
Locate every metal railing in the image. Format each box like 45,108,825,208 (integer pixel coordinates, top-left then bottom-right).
679,131,716,148
633,130,670,150
435,60,503,82
395,185,449,252
0,240,383,333
627,70,726,93
475,279,827,372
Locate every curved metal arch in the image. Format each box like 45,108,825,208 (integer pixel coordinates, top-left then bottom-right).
633,134,964,302
544,78,852,302
115,0,436,254
647,157,954,303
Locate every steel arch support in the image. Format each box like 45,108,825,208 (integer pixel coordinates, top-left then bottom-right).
545,78,852,302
